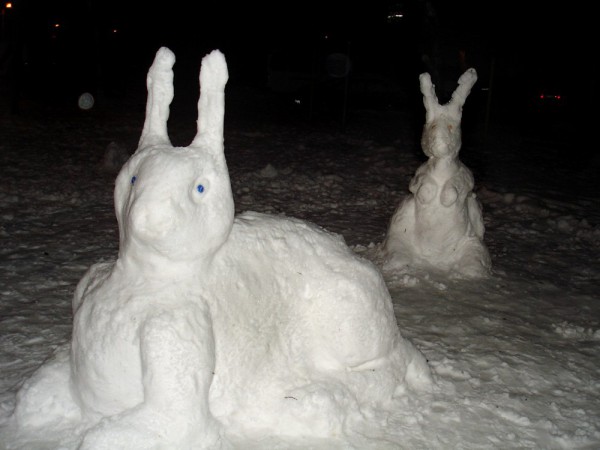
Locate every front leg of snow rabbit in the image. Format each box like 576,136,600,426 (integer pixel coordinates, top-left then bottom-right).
79,303,221,450
467,193,485,239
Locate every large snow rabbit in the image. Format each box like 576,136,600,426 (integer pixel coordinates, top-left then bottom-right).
5,47,431,449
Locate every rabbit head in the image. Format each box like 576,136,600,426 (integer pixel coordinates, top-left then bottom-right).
419,68,477,159
114,48,234,268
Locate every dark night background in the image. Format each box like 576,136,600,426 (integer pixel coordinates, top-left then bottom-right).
0,0,596,150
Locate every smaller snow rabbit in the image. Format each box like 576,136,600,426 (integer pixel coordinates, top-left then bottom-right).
380,68,491,278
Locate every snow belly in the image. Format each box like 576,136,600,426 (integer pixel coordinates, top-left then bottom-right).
414,200,471,258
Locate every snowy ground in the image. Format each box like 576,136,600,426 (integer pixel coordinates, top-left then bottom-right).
1,78,599,449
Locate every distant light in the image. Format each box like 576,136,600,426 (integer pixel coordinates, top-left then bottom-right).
54,23,60,28
539,93,561,101
387,11,404,23
78,93,95,110
5,2,12,8
112,28,118,34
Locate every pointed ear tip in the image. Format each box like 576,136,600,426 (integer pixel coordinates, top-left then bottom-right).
419,73,432,89
200,49,229,85
203,49,227,64
154,47,176,67
465,68,477,78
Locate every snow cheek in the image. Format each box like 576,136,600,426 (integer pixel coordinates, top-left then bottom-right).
443,124,462,156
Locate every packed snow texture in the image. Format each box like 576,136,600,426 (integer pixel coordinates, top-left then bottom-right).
0,48,432,449
1,48,599,449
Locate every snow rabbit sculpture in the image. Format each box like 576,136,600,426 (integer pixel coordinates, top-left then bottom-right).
4,48,431,449
380,68,491,278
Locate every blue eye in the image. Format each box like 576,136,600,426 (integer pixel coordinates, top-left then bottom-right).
131,176,137,185
196,184,205,193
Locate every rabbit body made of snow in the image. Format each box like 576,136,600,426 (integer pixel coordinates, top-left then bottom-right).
5,48,431,449
380,68,491,278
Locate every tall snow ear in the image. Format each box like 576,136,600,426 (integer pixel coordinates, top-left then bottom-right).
191,50,229,154
447,68,477,120
138,47,175,150
419,72,440,123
